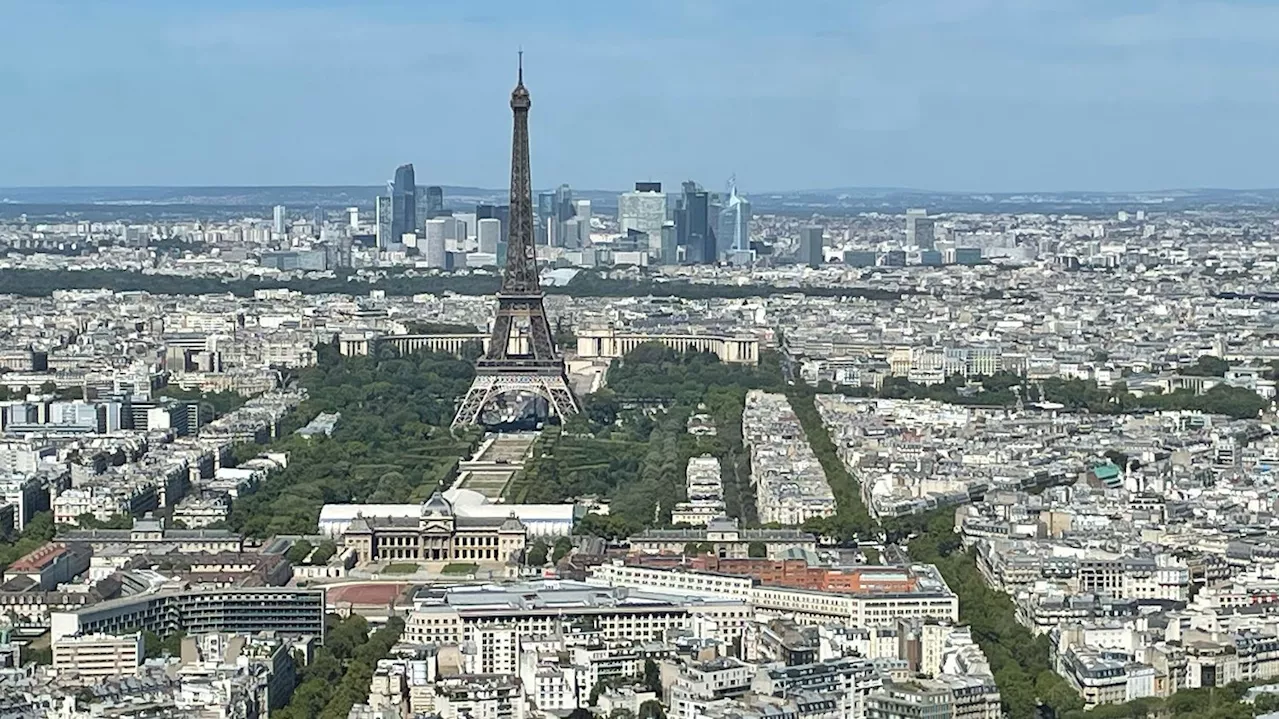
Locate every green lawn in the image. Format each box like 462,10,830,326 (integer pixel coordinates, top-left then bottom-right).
382,562,420,574
440,563,478,575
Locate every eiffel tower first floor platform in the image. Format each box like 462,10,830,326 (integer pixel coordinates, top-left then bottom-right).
452,364,580,428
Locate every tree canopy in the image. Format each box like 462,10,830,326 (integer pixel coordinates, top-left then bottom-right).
227,342,481,538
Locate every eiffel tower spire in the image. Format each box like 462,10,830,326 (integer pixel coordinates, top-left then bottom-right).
453,55,580,428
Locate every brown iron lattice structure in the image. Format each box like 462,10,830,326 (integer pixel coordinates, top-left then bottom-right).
453,55,580,427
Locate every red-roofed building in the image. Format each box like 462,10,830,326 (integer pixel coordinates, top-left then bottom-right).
4,542,90,590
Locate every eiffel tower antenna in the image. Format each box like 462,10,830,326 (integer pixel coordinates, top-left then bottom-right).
453,54,580,427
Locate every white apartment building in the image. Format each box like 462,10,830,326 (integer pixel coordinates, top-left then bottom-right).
53,632,143,681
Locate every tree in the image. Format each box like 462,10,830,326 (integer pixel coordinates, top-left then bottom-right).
27,647,51,666
311,539,338,565
568,709,595,719
747,541,767,558
638,700,665,719
643,658,662,694
526,540,548,566
552,536,573,563
1255,693,1279,713
141,629,184,658
682,542,713,556
1183,355,1229,377
286,540,314,565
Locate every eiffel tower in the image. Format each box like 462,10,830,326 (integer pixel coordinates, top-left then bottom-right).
453,54,580,427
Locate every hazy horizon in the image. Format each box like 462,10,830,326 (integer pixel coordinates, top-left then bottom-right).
2,0,1276,191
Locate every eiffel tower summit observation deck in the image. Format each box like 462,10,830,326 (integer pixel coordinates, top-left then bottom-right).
453,54,580,428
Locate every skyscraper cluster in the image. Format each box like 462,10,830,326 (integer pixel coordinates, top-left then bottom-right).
536,184,590,249
613,179,754,265
374,163,446,251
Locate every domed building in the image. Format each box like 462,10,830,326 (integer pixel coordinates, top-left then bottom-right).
340,491,527,566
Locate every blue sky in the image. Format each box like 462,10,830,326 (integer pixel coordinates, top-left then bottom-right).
0,0,1275,191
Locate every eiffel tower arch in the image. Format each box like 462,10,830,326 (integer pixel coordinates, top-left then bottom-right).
453,55,580,428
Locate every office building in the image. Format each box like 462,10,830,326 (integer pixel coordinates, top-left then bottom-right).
53,632,143,680
563,217,585,249
906,209,935,251
392,164,417,246
660,223,678,265
554,184,574,222
799,225,824,268
717,185,751,257
537,191,556,219
845,250,877,268
404,580,748,647
376,195,393,249
477,218,502,254
426,186,445,218
675,181,714,264
271,205,286,235
590,561,959,626
50,587,326,642
424,219,448,268
347,206,359,228
619,183,668,258
476,203,510,245
417,185,446,226
574,199,592,245
536,191,556,245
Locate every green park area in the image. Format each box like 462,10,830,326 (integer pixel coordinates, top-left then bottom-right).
225,342,483,538
503,344,792,537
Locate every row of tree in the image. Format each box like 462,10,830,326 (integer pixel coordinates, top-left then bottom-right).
285,539,339,566
274,614,405,719
0,268,907,303
901,509,1085,719
784,386,876,541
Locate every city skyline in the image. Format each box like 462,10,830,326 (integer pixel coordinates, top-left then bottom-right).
1,0,1276,192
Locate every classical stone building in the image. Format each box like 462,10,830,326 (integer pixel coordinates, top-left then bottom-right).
341,492,527,565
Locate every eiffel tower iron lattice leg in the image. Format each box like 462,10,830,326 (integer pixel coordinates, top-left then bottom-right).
453,373,580,427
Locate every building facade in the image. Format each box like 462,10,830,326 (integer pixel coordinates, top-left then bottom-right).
341,491,527,564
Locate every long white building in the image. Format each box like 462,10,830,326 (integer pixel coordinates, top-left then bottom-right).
588,561,959,626
318,487,577,539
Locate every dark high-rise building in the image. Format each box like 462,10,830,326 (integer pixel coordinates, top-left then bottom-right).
536,191,556,245
675,181,713,264
554,184,574,222
391,164,416,245
426,186,445,218
537,192,556,219
799,225,824,268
